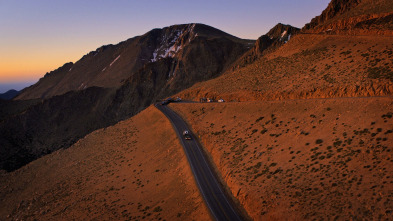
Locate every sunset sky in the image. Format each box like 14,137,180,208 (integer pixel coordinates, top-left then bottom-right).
0,0,330,93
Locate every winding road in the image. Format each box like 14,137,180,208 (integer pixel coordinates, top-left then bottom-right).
155,103,243,221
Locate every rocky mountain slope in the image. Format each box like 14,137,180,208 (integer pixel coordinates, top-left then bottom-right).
176,1,393,102
232,23,300,69
16,23,253,100
177,34,393,101
303,0,393,35
0,24,254,172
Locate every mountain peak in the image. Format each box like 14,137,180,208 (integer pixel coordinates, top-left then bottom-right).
253,23,299,54
15,23,253,101
149,24,198,62
304,0,361,30
148,23,246,62
266,23,299,40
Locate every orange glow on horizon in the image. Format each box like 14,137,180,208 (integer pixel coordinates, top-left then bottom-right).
0,61,62,83
0,47,86,83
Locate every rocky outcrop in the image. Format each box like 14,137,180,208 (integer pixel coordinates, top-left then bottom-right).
254,23,299,54
304,0,361,30
233,23,299,69
303,0,393,35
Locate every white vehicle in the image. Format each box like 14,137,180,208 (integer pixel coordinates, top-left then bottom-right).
183,130,192,140
218,99,225,103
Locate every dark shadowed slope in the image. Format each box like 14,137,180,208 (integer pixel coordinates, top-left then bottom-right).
0,90,19,100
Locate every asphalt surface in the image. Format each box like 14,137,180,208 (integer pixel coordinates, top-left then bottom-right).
155,103,243,221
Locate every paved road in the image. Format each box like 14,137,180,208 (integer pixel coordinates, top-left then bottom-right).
155,103,243,221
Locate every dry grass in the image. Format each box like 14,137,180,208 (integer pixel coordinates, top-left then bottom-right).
171,97,393,220
0,106,210,221
177,34,393,101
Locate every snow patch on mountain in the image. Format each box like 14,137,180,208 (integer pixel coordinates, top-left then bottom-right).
110,55,121,66
151,24,197,62
281,30,287,38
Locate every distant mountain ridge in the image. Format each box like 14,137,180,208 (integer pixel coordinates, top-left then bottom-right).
0,89,19,100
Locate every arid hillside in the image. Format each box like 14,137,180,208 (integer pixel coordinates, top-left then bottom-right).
171,97,393,220
0,106,210,220
1,0,392,220
177,34,393,101
175,1,393,101
168,1,393,219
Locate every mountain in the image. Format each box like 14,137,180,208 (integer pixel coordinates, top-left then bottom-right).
0,89,19,100
16,23,253,100
230,23,300,70
0,23,254,172
252,23,299,56
1,0,393,220
303,0,393,35
176,3,393,101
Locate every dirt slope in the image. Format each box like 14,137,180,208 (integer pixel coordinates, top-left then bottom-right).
177,34,393,101
171,97,393,220
0,106,210,220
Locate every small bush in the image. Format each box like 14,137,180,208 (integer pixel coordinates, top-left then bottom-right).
153,206,162,212
256,117,264,123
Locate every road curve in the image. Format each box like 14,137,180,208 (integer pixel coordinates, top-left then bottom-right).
155,103,243,221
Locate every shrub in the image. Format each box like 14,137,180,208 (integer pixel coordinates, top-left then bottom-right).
153,206,162,212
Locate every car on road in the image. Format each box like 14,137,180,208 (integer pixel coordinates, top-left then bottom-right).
183,130,192,140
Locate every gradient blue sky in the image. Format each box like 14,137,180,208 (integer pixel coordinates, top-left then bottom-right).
0,0,330,93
